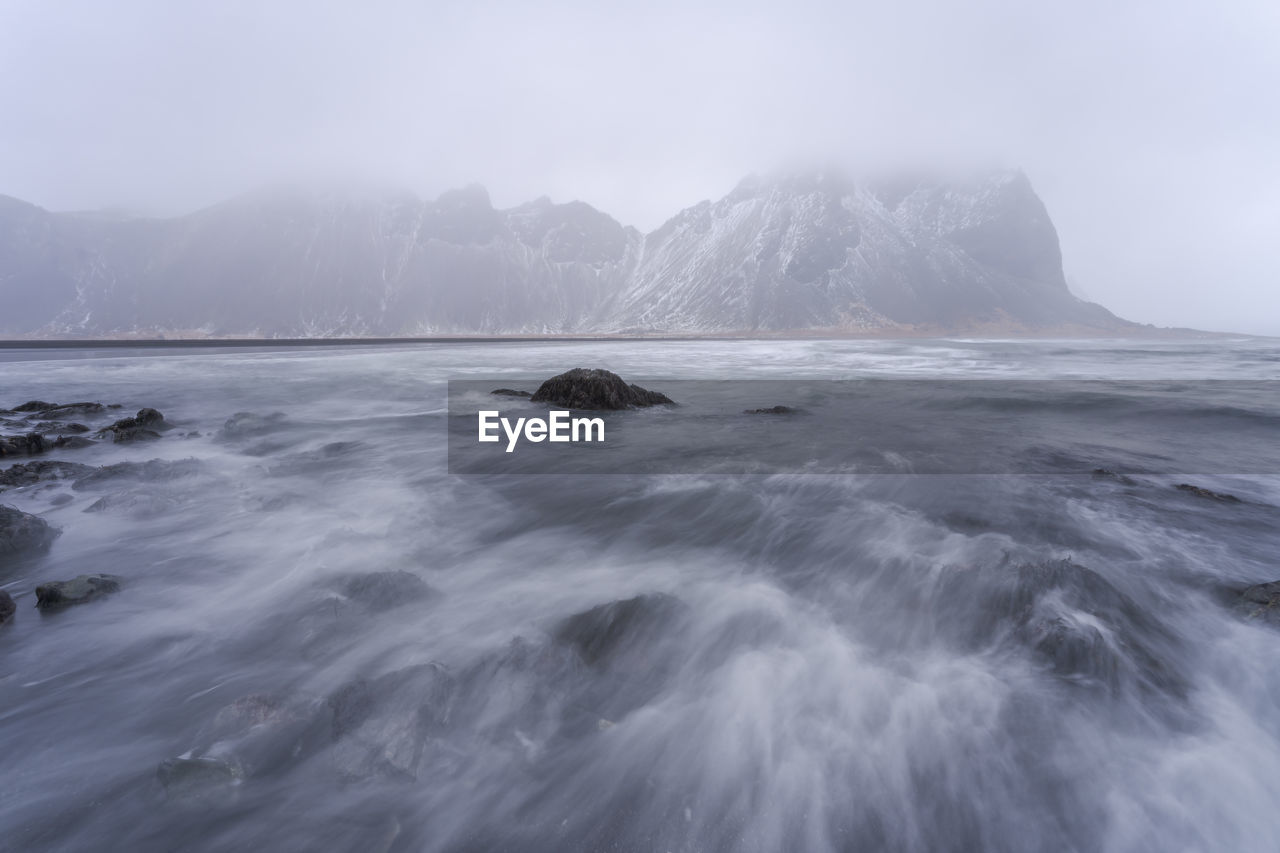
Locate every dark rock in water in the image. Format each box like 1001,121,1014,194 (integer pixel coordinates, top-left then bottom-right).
744,405,798,415
12,401,57,412
71,458,203,490
490,388,532,398
97,407,167,443
338,571,436,611
530,368,674,410
49,493,73,507
31,421,89,434
35,573,122,609
14,401,105,418
157,756,241,805
51,435,95,450
0,505,60,556
1235,581,1280,625
0,432,47,457
0,589,14,624
553,593,686,666
1,460,95,492
327,663,455,781
170,693,330,782
219,411,288,439
1092,468,1136,485
1175,483,1241,503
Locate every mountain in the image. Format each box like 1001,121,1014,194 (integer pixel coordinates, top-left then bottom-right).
0,170,1132,337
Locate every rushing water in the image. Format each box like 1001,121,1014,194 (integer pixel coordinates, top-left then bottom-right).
1,338,1279,852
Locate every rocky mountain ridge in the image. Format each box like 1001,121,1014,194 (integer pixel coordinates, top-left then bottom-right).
0,170,1133,337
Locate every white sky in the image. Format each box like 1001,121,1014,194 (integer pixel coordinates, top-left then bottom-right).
2,0,1277,333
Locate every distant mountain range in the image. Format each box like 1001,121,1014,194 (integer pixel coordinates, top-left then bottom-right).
0,170,1137,337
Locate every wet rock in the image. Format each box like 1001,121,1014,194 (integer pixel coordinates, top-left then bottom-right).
0,460,95,492
337,571,436,612
327,663,454,781
529,368,674,410
744,405,798,414
0,589,14,624
552,593,686,667
1092,468,1137,485
0,505,60,556
30,421,89,434
51,435,95,450
97,407,167,443
83,491,179,518
48,493,74,507
71,458,203,490
490,388,532,398
219,411,287,438
0,432,47,457
157,756,241,805
929,559,1185,699
1235,581,1280,625
1175,483,1241,503
16,401,106,418
34,573,122,609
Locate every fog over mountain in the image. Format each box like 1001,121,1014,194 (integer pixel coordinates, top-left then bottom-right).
0,169,1132,338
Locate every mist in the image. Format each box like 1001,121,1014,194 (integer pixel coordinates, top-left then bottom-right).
1,0,1277,334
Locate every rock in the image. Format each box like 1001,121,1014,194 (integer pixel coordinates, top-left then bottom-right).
0,505,60,556
0,432,47,457
490,388,532,398
83,491,179,518
1236,581,1280,625
49,493,73,507
0,460,95,492
34,573,122,609
156,756,241,805
1092,468,1136,485
0,589,14,624
744,405,798,414
327,663,454,781
552,593,686,667
97,408,167,443
51,435,95,450
338,571,436,612
71,458,203,490
1175,483,1242,503
529,368,674,410
30,421,89,434
14,401,105,418
219,411,287,438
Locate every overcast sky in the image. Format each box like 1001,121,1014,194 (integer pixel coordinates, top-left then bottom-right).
2,0,1277,334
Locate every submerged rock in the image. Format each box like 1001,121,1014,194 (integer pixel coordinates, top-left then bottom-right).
34,573,122,609
97,408,167,443
744,405,798,414
1092,468,1137,485
327,663,455,781
157,756,242,805
490,388,532,398
0,589,14,624
530,368,674,410
0,505,60,556
1235,581,1280,625
71,458,203,490
337,571,436,611
219,411,287,439
0,460,95,492
1174,483,1241,503
552,593,686,667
